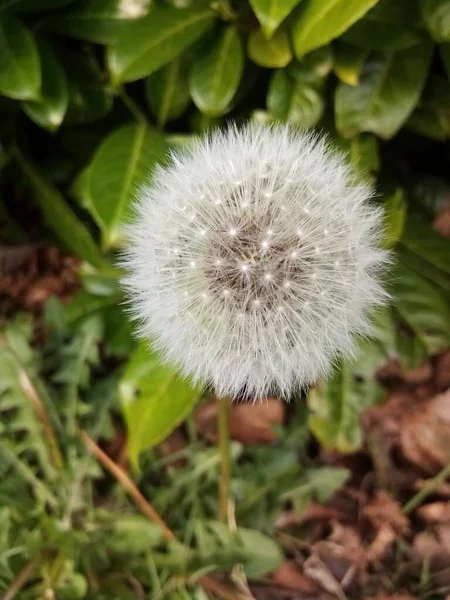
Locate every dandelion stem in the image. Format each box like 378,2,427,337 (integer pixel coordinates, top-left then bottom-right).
218,395,231,522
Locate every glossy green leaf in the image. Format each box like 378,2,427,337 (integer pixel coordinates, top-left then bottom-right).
45,0,151,44
287,45,333,83
189,25,244,116
0,0,73,11
0,15,41,100
407,76,450,140
87,123,168,249
119,343,201,470
267,69,324,128
291,0,378,58
335,42,433,139
393,261,450,355
441,43,450,79
64,51,113,125
145,57,191,126
382,188,406,249
399,247,450,292
248,28,292,68
420,0,450,42
249,0,304,38
334,42,368,86
108,3,215,83
22,40,68,132
14,150,107,269
401,214,450,274
342,0,424,50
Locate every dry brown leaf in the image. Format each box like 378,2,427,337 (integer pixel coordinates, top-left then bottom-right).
433,202,450,237
435,350,450,392
195,398,284,444
275,504,346,529
271,561,318,593
363,491,409,535
377,360,432,385
372,595,417,600
417,502,450,523
400,390,450,473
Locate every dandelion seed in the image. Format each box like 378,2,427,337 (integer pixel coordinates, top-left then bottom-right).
123,123,388,399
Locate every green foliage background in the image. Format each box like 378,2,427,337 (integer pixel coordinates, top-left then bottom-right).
1,0,450,596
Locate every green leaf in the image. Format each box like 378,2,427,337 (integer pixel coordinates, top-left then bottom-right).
308,344,386,452
334,42,368,86
393,261,450,355
0,15,41,100
333,133,379,182
189,25,244,116
420,0,450,42
335,42,433,139
267,69,324,128
282,467,350,510
248,28,292,68
14,150,107,269
249,0,304,38
64,51,113,125
441,43,450,79
108,3,215,83
291,0,378,58
145,57,191,127
288,45,333,82
407,76,450,140
342,0,424,50
45,0,151,44
0,0,73,11
401,214,450,274
382,188,406,249
87,123,167,250
119,343,201,470
399,247,450,292
22,39,68,132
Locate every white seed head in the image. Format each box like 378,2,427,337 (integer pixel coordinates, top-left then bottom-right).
122,123,388,399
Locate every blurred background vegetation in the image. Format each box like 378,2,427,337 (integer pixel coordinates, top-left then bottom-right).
1,0,450,598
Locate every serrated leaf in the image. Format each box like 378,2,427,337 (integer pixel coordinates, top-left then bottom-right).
45,0,151,44
22,39,68,132
420,0,450,42
249,0,303,38
145,57,191,126
407,76,450,140
248,28,292,68
87,124,167,250
291,0,378,58
382,188,406,249
342,0,424,50
334,42,368,86
0,14,41,100
335,41,433,139
267,69,324,128
393,260,450,355
189,25,244,116
15,150,107,268
119,343,201,470
401,214,450,274
108,3,215,83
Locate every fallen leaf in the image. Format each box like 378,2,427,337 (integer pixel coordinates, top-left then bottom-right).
435,350,450,392
195,398,284,444
377,360,432,385
364,491,409,535
271,561,318,593
275,505,347,529
417,502,450,523
433,202,450,237
400,390,450,474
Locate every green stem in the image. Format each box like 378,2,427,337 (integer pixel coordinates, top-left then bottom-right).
218,395,231,522
117,86,147,124
403,462,450,515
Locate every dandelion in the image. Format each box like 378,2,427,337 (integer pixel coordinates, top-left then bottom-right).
123,123,388,400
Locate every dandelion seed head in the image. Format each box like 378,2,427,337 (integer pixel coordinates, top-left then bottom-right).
123,123,388,399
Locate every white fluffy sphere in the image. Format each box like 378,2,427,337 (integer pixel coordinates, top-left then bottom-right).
123,124,388,399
